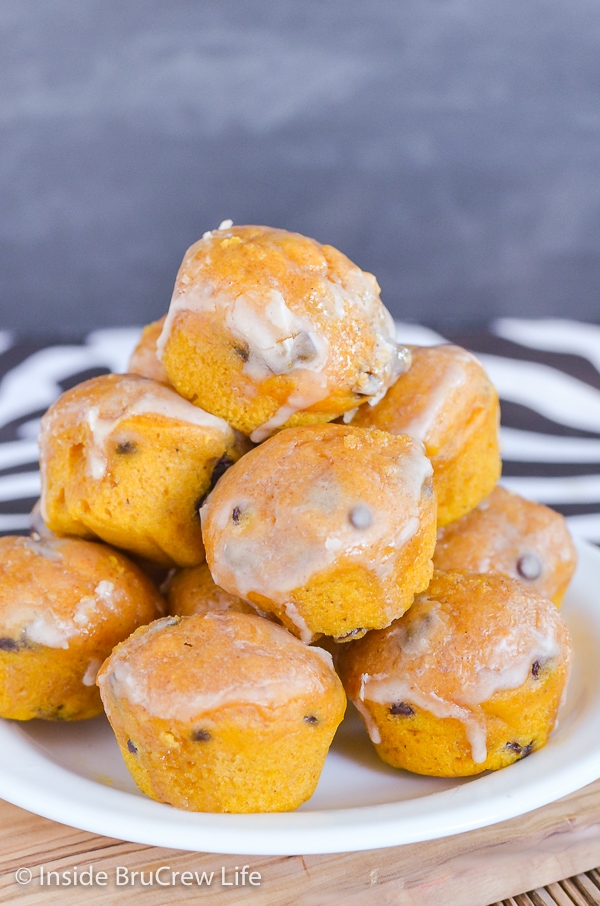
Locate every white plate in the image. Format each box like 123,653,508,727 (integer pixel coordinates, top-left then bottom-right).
1,538,599,856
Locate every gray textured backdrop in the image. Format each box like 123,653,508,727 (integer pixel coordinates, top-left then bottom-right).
1,1,600,333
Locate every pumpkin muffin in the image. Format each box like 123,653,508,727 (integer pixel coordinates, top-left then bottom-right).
353,344,500,525
0,535,164,721
337,570,572,777
156,223,410,441
434,486,577,606
201,423,437,642
97,611,346,812
40,373,244,567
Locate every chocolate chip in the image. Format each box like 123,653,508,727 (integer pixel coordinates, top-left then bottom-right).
116,441,137,455
127,739,138,755
234,344,250,362
304,715,319,724
196,455,235,512
191,729,211,742
36,704,66,720
506,741,534,759
352,373,381,397
291,332,319,364
211,455,234,486
335,628,366,642
232,506,241,524
517,553,542,580
349,505,373,529
0,637,19,652
390,702,414,716
532,660,540,678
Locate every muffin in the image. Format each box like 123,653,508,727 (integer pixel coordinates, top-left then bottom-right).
40,373,244,567
97,611,346,812
0,535,164,721
156,223,410,441
434,486,577,606
166,562,264,618
352,344,500,525
337,570,572,776
201,423,437,641
128,317,170,385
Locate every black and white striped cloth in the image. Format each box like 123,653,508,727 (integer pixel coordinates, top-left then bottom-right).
1,319,599,543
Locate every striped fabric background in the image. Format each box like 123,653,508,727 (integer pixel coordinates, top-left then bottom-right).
0,320,599,904
0,318,599,541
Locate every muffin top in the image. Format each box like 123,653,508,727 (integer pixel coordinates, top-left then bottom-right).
157,224,409,440
338,570,572,762
40,373,234,484
0,535,164,652
97,611,344,724
201,423,435,608
434,486,577,601
353,344,497,461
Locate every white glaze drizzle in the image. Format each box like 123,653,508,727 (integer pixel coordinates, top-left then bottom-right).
102,613,336,722
20,536,63,561
358,597,564,764
400,358,469,445
85,386,232,479
249,379,328,443
225,290,329,381
204,431,433,621
281,600,317,644
434,487,576,600
309,645,335,670
25,612,77,650
156,228,408,439
17,580,125,650
82,657,103,686
353,697,382,745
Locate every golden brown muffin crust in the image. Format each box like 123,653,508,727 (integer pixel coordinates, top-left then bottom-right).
158,224,409,439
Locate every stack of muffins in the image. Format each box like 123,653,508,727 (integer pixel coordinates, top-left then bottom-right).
0,222,577,812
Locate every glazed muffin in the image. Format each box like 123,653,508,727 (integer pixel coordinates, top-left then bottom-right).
337,570,572,777
166,562,263,618
434,486,577,606
0,535,164,721
201,423,437,642
353,344,500,525
97,611,346,812
40,373,244,567
156,223,410,441
128,317,170,385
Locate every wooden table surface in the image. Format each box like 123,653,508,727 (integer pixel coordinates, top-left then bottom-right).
2,779,600,906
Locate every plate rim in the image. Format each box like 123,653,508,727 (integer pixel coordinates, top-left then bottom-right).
1,537,599,856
